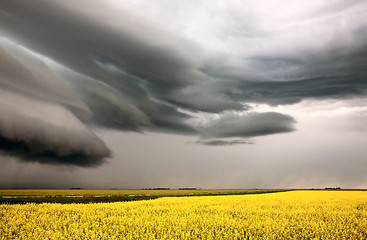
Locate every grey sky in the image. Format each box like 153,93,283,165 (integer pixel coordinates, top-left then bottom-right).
0,0,366,188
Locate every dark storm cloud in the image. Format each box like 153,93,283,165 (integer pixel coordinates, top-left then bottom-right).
204,39,367,105
0,136,109,167
0,0,203,89
0,39,111,166
0,0,205,166
0,0,203,166
0,0,366,167
57,64,198,134
0,90,111,167
1,0,366,112
200,112,296,139
199,0,367,106
0,0,235,114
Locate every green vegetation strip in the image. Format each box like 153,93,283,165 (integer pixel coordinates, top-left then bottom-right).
0,189,288,204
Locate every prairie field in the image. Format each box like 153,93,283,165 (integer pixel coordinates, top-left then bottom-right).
1,190,367,239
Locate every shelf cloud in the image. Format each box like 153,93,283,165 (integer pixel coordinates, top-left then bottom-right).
0,89,111,167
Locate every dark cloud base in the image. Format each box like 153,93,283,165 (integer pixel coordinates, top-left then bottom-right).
0,136,109,167
198,139,254,146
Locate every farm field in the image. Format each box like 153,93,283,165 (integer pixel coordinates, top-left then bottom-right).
1,190,367,239
0,189,285,204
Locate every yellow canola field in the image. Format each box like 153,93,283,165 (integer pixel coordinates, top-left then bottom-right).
1,191,367,239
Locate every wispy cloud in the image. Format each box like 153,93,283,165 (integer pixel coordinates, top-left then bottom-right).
197,139,253,146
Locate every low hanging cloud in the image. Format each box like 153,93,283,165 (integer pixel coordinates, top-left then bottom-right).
200,112,296,139
0,0,366,167
197,139,253,146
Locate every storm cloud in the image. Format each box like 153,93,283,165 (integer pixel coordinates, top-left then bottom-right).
0,89,111,167
0,0,366,168
200,112,296,139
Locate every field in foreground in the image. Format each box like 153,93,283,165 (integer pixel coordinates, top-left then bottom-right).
1,191,367,239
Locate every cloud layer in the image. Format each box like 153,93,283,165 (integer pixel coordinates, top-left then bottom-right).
0,0,366,166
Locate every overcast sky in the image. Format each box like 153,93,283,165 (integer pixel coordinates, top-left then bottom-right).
0,0,366,189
